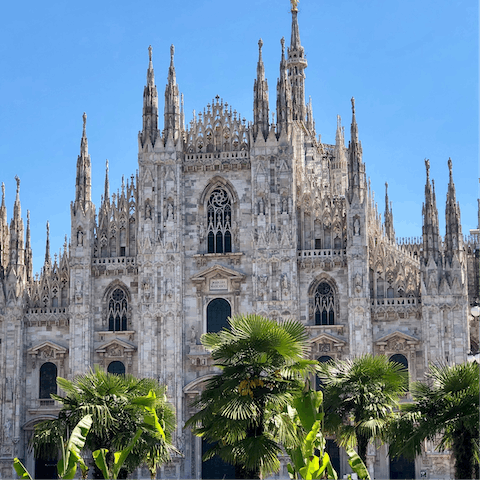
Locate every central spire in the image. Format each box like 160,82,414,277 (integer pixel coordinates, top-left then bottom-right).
287,0,307,122
73,113,92,214
164,44,181,144
140,45,159,148
253,38,269,141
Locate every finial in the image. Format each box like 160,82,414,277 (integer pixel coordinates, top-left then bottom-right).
15,175,20,194
448,157,453,177
1,182,4,203
258,38,263,52
425,158,430,179
170,44,175,60
281,37,285,55
351,97,355,114
385,181,388,192
27,210,30,223
291,0,299,12
46,221,49,237
82,112,87,136
148,45,152,62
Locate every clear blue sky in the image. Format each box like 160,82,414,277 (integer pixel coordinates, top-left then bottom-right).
1,0,478,275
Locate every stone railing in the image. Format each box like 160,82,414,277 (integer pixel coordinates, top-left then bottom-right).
371,297,419,306
92,256,136,266
298,249,346,258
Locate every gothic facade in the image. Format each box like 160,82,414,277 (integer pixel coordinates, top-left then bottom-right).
0,4,478,479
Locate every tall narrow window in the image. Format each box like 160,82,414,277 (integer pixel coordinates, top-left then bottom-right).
108,288,128,331
314,282,335,325
390,353,409,389
39,362,57,399
207,189,232,254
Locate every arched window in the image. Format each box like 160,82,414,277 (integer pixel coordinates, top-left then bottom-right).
314,282,335,325
108,288,128,332
390,353,409,389
39,362,57,399
316,355,332,391
207,298,231,333
107,361,125,375
207,188,232,254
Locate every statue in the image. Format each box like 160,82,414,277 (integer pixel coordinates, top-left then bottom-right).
290,0,299,12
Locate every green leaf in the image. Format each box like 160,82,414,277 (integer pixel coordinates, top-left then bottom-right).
92,448,110,479
111,428,143,479
58,414,93,479
13,458,33,480
300,455,320,480
293,389,323,432
304,421,321,458
346,446,370,480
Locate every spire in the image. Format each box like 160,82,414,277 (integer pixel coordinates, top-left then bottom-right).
253,38,269,141
276,37,292,137
444,157,463,262
164,44,181,144
25,210,32,281
45,221,51,266
351,97,358,142
73,113,92,214
422,159,440,265
0,182,8,269
9,176,25,268
104,159,110,202
140,45,159,148
335,114,344,146
347,98,365,204
287,0,308,122
384,182,395,241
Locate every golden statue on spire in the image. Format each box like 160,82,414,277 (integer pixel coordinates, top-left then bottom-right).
291,0,299,12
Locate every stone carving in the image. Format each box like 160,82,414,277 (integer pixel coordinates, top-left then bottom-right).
77,229,84,246
75,279,83,302
354,217,360,235
106,345,123,357
145,201,152,220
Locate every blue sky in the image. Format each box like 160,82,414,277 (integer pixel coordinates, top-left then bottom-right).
1,0,478,274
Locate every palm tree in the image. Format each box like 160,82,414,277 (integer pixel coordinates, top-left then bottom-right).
317,354,408,464
31,366,177,478
388,361,479,480
185,314,317,479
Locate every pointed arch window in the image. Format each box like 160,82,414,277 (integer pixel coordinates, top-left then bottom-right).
207,188,232,254
314,282,335,325
108,288,128,332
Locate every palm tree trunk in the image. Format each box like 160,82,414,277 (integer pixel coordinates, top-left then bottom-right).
357,433,368,465
452,422,474,479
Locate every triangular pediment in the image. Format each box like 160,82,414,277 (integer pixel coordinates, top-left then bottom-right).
309,332,346,346
191,264,246,283
375,330,419,345
28,341,68,358
96,339,136,355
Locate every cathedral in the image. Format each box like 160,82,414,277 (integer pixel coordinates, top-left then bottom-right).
0,2,478,479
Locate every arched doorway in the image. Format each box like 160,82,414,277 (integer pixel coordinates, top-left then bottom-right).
202,439,236,479
389,455,415,479
389,354,414,479
206,298,231,333
35,454,58,480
